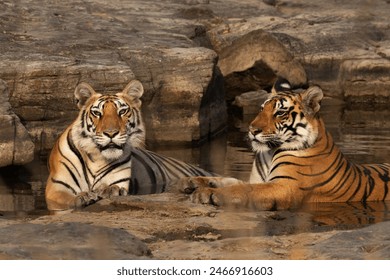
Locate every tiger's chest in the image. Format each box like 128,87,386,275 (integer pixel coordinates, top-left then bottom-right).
77,153,132,192
249,150,306,183
249,151,274,183
92,162,132,191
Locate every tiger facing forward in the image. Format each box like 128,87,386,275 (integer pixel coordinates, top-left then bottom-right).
45,81,145,210
46,81,215,211
181,80,390,210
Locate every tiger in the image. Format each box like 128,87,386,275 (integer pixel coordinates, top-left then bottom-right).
178,79,390,210
45,80,215,211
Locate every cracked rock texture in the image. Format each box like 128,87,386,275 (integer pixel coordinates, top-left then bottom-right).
1,0,389,164
0,80,34,167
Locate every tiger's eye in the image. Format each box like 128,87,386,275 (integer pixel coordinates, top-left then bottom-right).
274,111,287,117
91,108,101,118
118,108,129,116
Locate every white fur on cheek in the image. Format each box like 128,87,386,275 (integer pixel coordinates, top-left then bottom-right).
126,113,145,149
72,122,100,156
248,132,271,153
251,142,271,153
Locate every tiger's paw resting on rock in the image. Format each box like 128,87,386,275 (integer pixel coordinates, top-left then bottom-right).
173,176,248,208
189,184,294,211
172,176,243,194
180,177,295,210
66,185,128,209
189,184,253,208
48,185,128,211
74,191,99,208
94,184,128,199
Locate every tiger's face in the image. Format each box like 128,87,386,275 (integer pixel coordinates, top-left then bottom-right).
73,80,145,160
248,86,323,153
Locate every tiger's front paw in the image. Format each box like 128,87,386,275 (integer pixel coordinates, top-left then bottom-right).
95,184,128,199
171,176,225,194
190,187,222,206
191,184,250,208
74,191,99,208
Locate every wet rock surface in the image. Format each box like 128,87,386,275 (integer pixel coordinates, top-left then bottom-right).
307,222,390,259
1,193,389,259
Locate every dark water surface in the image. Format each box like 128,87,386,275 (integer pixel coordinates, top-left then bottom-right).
1,99,390,229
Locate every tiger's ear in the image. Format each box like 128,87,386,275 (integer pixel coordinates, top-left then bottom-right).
74,82,96,109
122,80,144,99
301,86,323,117
271,77,292,95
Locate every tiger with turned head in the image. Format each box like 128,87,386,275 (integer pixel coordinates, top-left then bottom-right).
45,80,215,211
179,79,390,210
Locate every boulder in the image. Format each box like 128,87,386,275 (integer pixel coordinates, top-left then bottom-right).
1,0,389,160
340,58,390,103
0,80,34,167
0,0,228,158
121,47,226,144
1,58,136,152
307,221,390,259
203,0,390,100
232,90,269,115
0,222,151,259
207,29,307,99
1,49,226,152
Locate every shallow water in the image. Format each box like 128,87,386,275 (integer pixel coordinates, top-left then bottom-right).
1,99,390,229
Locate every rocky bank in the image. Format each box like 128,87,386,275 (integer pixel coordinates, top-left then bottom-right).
1,0,390,166
1,193,390,260
1,0,390,260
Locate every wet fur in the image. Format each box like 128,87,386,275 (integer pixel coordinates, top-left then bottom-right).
181,83,390,210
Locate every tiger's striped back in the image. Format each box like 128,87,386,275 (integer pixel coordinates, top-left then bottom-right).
130,148,216,194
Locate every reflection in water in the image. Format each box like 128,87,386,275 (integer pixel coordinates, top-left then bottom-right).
0,162,49,218
300,201,390,230
1,100,390,230
249,200,390,237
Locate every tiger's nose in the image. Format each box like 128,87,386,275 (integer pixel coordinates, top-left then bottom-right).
249,125,262,136
103,129,119,139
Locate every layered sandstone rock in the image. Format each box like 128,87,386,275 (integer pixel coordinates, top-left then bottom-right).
207,29,307,99
1,59,135,152
1,0,390,262
1,0,389,163
121,47,226,144
204,0,390,100
0,80,34,167
0,0,227,160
